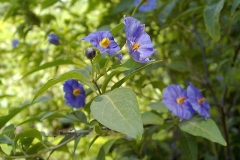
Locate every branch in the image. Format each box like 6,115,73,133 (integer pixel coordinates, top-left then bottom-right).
0,129,93,159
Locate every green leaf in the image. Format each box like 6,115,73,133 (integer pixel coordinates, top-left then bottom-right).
91,88,143,139
178,116,227,146
40,111,65,121
158,0,177,23
0,124,15,145
231,0,240,15
73,135,82,156
148,102,169,113
179,130,198,160
141,111,163,125
101,71,118,93
112,58,144,72
204,0,224,41
41,0,59,10
13,129,43,153
111,60,162,90
20,59,75,79
86,135,99,153
110,23,124,36
31,69,95,103
0,96,51,129
96,139,116,160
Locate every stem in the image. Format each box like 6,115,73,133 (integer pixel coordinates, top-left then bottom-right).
0,129,93,159
92,79,102,95
131,0,145,16
191,15,231,160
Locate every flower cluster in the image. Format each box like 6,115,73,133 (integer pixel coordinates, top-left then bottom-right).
81,16,155,63
63,79,86,108
134,0,157,12
161,83,210,121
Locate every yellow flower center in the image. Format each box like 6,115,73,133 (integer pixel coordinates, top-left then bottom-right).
198,97,205,104
176,97,186,105
99,38,110,48
73,88,81,96
132,43,140,51
144,1,148,5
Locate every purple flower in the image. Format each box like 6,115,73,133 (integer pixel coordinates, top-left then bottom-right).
12,39,19,48
134,0,157,12
162,84,194,121
48,34,60,45
116,54,122,61
63,79,85,108
123,16,155,63
82,31,120,55
187,83,210,119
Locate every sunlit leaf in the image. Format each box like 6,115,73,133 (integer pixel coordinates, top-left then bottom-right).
13,128,43,153
91,88,143,139
179,130,198,160
41,0,59,10
31,69,95,103
204,0,224,41
21,59,75,80
0,96,51,129
179,116,227,146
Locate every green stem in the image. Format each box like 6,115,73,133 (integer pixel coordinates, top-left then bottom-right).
131,0,145,16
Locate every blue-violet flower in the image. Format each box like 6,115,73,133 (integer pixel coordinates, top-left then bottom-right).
116,53,123,61
12,39,19,48
187,83,210,119
63,79,85,108
123,16,155,63
82,31,120,55
162,84,194,121
134,0,157,12
48,34,60,45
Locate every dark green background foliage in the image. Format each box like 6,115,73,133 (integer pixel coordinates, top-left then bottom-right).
0,0,239,159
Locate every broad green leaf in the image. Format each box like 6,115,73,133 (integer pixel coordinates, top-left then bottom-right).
204,0,224,41
141,111,163,125
231,0,240,15
110,23,124,36
0,96,51,129
96,139,116,160
178,117,227,146
31,69,95,103
20,59,75,79
111,60,162,90
166,61,190,72
148,102,169,113
91,88,143,139
13,129,43,153
179,130,198,160
26,142,46,154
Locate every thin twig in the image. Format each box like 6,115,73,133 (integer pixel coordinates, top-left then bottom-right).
0,129,93,159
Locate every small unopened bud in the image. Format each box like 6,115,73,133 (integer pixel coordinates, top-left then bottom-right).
85,48,96,59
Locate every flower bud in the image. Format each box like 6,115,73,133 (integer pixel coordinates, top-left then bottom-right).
85,48,96,59
48,34,60,45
